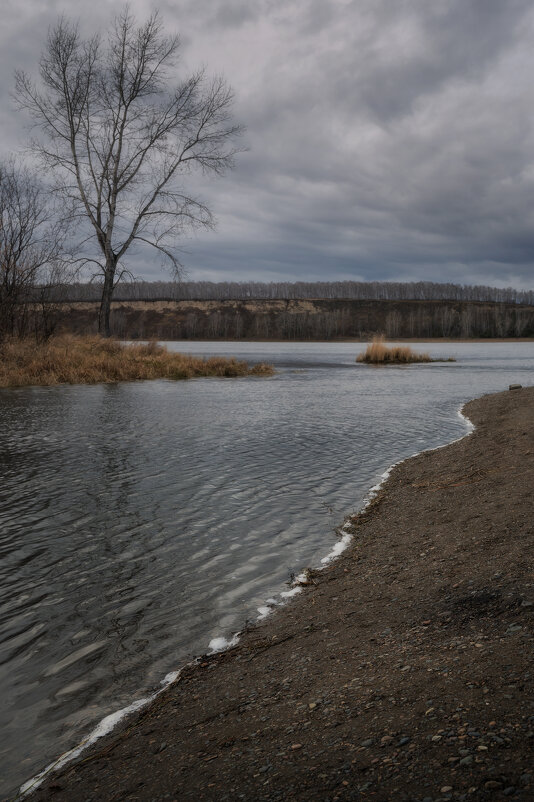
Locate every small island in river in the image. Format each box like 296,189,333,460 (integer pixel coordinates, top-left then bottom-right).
25,386,534,801
357,336,456,364
0,335,274,388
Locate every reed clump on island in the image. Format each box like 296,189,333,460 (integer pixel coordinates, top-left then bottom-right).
357,335,455,364
0,335,274,388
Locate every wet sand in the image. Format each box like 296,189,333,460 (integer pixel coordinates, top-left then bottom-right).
27,387,534,802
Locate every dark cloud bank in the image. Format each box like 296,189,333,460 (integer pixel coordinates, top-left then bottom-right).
2,0,534,288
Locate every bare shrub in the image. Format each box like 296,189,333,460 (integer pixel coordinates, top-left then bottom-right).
0,161,67,342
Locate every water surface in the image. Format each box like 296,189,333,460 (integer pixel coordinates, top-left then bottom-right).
1,341,533,796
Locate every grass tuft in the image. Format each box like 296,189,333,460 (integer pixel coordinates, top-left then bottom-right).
357,335,455,364
0,335,274,388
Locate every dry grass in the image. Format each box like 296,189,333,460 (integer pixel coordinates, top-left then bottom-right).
0,335,274,388
357,335,455,364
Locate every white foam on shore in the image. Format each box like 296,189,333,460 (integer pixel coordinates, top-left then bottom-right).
19,403,475,799
208,633,240,653
364,405,473,497
19,698,150,796
313,403,473,572
280,585,302,598
320,529,352,565
162,670,180,685
18,664,188,798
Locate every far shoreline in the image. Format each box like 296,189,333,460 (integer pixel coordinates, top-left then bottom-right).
131,336,534,343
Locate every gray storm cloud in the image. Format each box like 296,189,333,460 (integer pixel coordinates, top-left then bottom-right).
2,0,534,288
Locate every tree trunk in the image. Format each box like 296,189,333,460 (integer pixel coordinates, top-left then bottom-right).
98,265,115,336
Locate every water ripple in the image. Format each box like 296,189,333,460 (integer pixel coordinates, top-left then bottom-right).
0,341,533,796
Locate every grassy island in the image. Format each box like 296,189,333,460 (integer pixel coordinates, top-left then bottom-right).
357,335,456,364
0,335,274,388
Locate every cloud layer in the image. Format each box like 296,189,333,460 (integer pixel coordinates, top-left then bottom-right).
2,0,534,287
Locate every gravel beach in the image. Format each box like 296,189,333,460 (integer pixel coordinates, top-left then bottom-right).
25,387,534,802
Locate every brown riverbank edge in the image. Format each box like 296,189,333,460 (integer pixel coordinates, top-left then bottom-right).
25,387,534,802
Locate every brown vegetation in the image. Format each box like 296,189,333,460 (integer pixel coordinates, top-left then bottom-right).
357,335,455,363
0,335,274,388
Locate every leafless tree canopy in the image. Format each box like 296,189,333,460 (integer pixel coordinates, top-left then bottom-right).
15,8,243,335
57,279,534,306
0,160,66,341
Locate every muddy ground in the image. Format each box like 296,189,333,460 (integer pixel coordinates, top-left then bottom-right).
26,387,534,802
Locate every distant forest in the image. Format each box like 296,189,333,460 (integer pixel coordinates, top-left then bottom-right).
59,280,534,305
59,297,534,340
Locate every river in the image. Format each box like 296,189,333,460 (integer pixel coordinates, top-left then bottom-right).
1,341,533,796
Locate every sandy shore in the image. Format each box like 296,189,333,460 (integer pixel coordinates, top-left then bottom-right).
26,387,534,802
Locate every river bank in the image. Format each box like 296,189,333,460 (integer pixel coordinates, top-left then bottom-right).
26,387,534,801
52,297,534,341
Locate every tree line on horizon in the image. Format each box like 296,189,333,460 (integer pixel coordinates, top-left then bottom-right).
61,295,534,340
57,279,534,306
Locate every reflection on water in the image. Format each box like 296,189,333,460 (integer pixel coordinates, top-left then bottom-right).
0,341,533,796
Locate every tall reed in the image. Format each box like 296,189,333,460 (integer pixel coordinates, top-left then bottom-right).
0,335,274,388
357,335,450,364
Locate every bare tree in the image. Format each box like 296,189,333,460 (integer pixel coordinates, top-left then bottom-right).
0,160,66,341
15,7,243,335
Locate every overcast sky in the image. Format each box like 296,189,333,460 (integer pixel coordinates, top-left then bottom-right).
2,0,534,288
